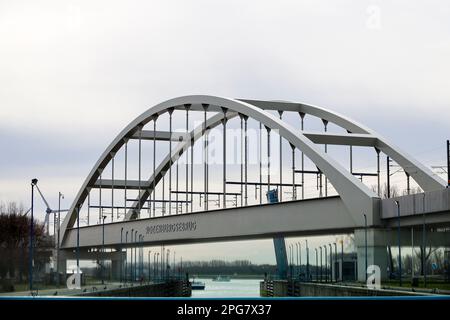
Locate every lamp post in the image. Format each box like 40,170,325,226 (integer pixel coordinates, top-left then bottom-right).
120,228,123,283
324,245,328,282
29,178,38,291
363,213,368,282
315,248,318,281
319,246,323,282
298,241,302,278
101,215,106,284
422,193,427,287
134,230,138,281
333,242,338,282
57,191,63,286
125,231,128,283
328,243,332,282
305,239,309,281
395,200,402,286
148,250,152,282
130,229,134,282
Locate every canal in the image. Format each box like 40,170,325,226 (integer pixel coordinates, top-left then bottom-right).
190,278,262,298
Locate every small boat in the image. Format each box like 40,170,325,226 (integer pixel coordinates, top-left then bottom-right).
212,275,231,282
191,277,206,290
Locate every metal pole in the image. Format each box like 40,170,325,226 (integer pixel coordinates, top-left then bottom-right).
295,243,299,278
130,228,133,282
222,108,227,208
299,113,305,200
395,201,402,286
320,247,322,282
411,227,414,279
29,179,37,291
57,191,62,285
134,230,137,281
266,126,271,194
259,122,262,203
138,128,142,218
291,144,295,200
102,215,106,284
324,245,327,282
447,139,450,187
124,140,128,217
406,172,410,195
240,115,244,206
168,108,174,215
120,227,123,283
125,231,128,282
322,119,328,197
306,239,309,281
76,206,80,276
376,148,381,197
333,243,337,282
364,213,368,281
329,243,333,282
341,239,344,282
152,117,157,217
148,250,151,282
203,104,208,210
87,193,90,226
278,111,283,201
298,241,302,276
315,248,318,281
185,105,190,213
387,156,391,198
244,116,248,206
422,192,427,287
111,156,115,222
176,159,179,213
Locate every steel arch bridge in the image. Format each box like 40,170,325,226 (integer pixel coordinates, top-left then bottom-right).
59,95,445,246
56,95,449,281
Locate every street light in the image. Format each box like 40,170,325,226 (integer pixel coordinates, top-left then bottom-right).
56,192,64,286
333,242,337,282
298,241,302,278
315,248,318,281
130,228,134,282
363,213,368,282
125,231,128,283
422,193,427,287
324,245,328,282
319,246,323,282
29,178,38,291
134,230,138,281
395,200,402,286
305,239,309,281
148,250,152,282
101,215,107,284
120,227,123,283
295,243,299,278
328,243,332,282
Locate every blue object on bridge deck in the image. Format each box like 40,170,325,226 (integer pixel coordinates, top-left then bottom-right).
267,189,288,280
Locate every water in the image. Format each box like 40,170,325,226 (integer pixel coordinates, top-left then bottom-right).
191,278,262,298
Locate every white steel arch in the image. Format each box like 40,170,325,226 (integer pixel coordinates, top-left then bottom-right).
60,95,446,245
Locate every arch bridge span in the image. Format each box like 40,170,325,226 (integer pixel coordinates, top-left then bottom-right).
60,95,445,248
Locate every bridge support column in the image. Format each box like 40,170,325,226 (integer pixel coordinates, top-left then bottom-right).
355,228,389,282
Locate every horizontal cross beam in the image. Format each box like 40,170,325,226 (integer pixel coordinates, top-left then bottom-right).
226,181,303,187
303,131,377,147
130,130,188,141
93,179,150,190
171,190,242,196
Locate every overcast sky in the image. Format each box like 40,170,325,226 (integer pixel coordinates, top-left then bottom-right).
0,1,449,264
